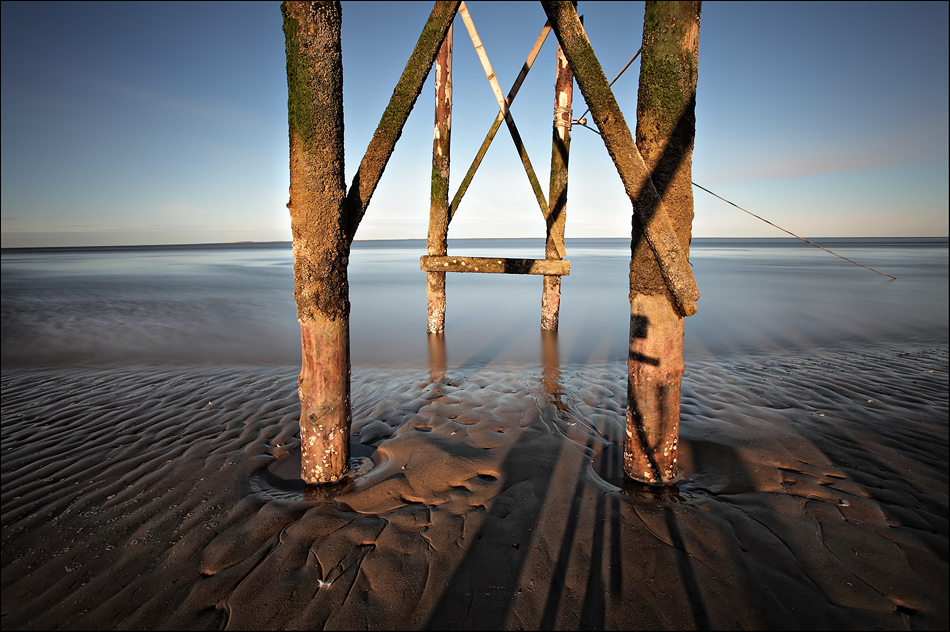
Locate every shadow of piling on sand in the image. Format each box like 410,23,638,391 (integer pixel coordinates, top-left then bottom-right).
420,327,715,630
1,346,946,630
421,327,612,629
669,348,949,629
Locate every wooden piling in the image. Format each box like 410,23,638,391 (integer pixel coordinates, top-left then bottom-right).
427,25,453,334
282,0,351,484
541,0,701,484
284,1,457,483
542,38,573,331
625,1,701,485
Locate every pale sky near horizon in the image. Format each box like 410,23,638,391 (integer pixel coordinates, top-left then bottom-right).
1,1,947,248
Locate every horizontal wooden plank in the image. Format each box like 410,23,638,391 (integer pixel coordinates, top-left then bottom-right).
420,255,570,276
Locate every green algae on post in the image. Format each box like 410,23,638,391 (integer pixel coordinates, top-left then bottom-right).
283,0,351,483
624,1,702,485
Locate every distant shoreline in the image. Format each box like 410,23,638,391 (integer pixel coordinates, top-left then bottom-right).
2,236,947,254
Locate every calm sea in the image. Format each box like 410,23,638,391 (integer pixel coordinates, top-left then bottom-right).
2,238,947,369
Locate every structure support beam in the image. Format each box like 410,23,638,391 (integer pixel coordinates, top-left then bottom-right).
282,0,351,484
539,0,699,317
624,1,701,484
421,256,570,276
427,25,453,334
542,35,574,331
449,22,551,221
284,1,458,484
459,2,566,258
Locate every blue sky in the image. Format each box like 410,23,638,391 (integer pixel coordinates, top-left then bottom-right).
1,1,947,248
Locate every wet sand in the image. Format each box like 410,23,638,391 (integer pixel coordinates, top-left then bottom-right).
1,343,947,630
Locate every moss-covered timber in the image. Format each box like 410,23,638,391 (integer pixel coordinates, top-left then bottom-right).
631,1,700,299
282,1,351,484
539,1,698,318
344,1,460,243
626,1,701,485
283,0,348,323
427,26,453,334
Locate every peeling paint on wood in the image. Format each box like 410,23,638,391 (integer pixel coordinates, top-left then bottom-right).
542,38,573,331
623,295,684,484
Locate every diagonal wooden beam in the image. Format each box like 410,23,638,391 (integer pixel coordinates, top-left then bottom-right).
449,21,551,221
458,2,566,259
540,1,699,316
344,1,461,244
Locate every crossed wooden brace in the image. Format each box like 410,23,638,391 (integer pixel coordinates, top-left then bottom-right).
344,0,699,316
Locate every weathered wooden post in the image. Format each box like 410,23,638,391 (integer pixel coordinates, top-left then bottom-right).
427,24,453,334
541,35,574,331
626,1,701,484
282,0,351,484
284,1,458,484
541,0,700,485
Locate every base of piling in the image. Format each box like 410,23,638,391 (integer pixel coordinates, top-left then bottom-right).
541,275,562,331
623,294,684,484
298,316,352,484
426,271,447,334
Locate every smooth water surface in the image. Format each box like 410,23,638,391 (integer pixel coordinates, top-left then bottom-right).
2,238,946,369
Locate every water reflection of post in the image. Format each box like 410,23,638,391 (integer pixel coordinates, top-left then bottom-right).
427,332,447,384
541,329,564,408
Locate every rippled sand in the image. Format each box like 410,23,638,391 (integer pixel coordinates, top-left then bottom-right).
2,345,947,629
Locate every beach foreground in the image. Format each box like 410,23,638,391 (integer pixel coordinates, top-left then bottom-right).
2,343,947,630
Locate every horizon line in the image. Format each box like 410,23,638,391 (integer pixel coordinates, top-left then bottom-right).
2,235,948,252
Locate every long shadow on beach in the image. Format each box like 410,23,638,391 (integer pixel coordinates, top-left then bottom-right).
676,349,949,628
422,424,570,629
422,330,713,630
423,330,608,629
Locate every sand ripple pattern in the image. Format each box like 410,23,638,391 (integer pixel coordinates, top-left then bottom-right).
2,345,947,630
